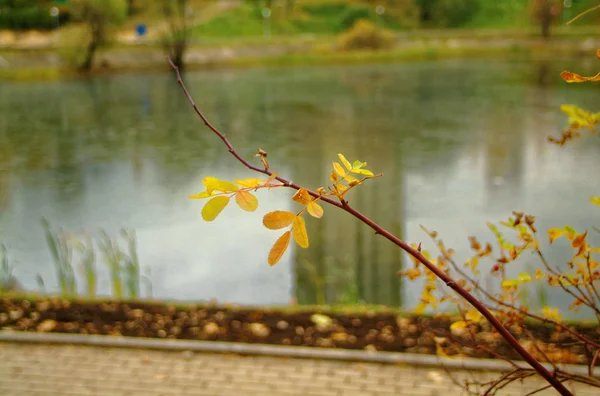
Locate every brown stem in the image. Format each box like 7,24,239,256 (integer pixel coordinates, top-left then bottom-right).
168,58,574,396
591,348,600,377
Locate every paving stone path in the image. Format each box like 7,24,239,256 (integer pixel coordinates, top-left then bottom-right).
0,342,597,395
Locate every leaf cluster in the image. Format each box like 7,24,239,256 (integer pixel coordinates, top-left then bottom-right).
190,152,379,266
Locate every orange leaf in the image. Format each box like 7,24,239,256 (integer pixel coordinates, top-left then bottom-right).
268,231,291,266
306,201,324,218
235,190,258,212
597,49,600,60
292,216,309,248
292,188,311,205
560,70,600,83
201,196,230,222
572,232,587,249
263,211,295,230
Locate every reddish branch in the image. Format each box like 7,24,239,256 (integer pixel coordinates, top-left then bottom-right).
168,58,573,396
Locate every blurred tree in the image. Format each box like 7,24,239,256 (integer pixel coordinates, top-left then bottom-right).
71,0,127,71
417,0,479,28
161,0,191,70
530,0,562,39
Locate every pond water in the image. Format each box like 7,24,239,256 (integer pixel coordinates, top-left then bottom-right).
0,57,599,317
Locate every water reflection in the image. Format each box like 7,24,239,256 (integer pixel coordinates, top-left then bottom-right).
0,59,599,317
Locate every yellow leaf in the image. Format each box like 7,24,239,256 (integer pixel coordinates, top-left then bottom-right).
466,256,479,275
398,268,421,280
201,196,230,222
292,188,311,205
235,190,258,212
263,211,296,230
591,197,600,207
189,191,212,199
414,303,427,315
235,178,262,188
465,309,483,323
352,160,367,169
535,269,544,280
342,173,359,184
338,153,352,171
350,168,374,176
292,216,309,248
450,321,467,331
547,228,564,244
306,201,324,219
542,306,561,322
203,177,238,193
518,272,532,283
501,279,520,288
560,70,600,83
268,231,291,266
266,172,279,186
333,162,346,177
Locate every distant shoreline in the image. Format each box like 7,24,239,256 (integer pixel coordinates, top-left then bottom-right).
1,34,599,82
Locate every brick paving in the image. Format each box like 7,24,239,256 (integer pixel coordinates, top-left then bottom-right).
0,342,597,395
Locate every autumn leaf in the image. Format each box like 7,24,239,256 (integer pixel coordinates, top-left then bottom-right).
414,303,427,315
465,309,483,323
572,231,587,249
333,162,346,177
263,211,296,230
268,231,291,266
465,256,479,275
306,201,324,218
292,216,309,248
517,272,532,283
501,279,520,288
350,167,374,176
266,172,279,186
560,70,600,83
450,321,467,331
547,228,564,244
542,306,561,322
352,160,367,169
203,177,239,193
189,191,213,199
338,153,352,171
201,196,230,222
235,178,262,188
398,268,421,280
235,190,258,212
292,188,311,205
591,197,600,207
535,269,544,280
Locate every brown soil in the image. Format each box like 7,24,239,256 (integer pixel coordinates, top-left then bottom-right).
1,297,598,366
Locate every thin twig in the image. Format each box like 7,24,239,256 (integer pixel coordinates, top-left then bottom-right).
168,57,575,396
566,5,600,25
591,348,600,377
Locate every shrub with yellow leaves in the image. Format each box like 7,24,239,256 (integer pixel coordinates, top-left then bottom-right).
168,48,600,396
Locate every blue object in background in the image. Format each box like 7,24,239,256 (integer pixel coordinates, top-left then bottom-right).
136,24,147,37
